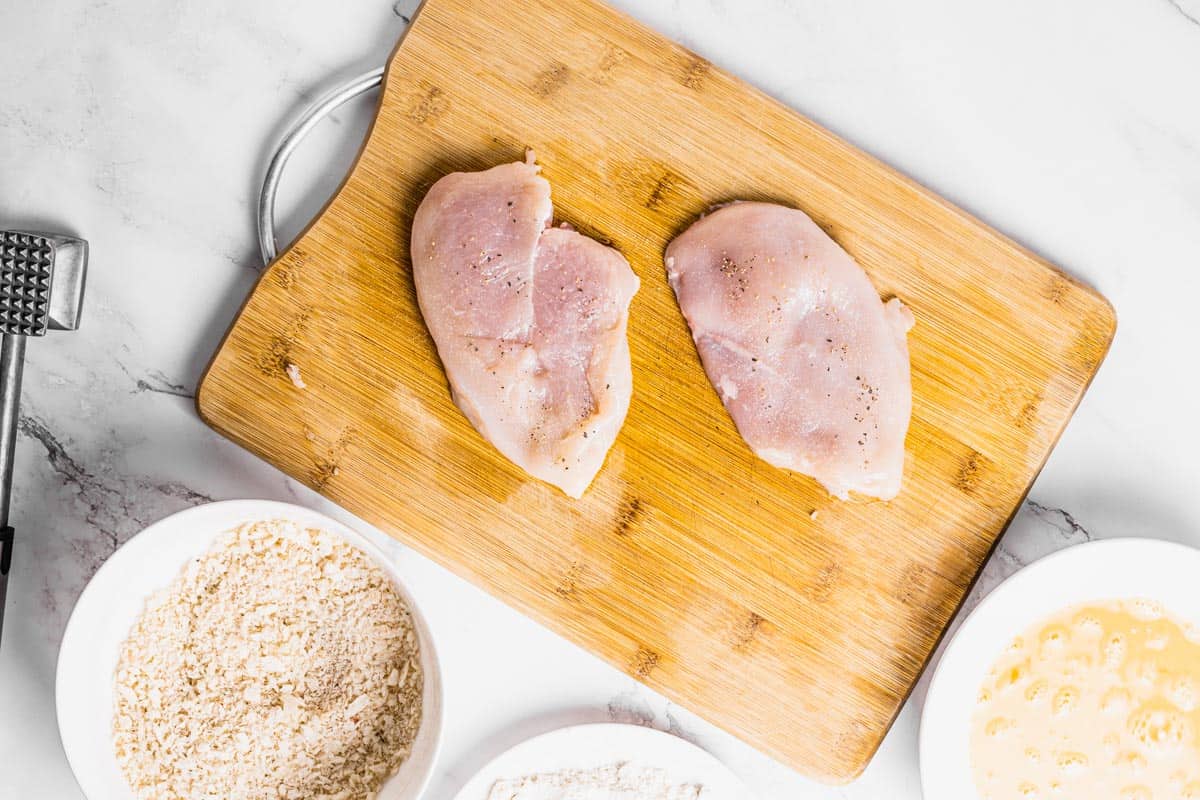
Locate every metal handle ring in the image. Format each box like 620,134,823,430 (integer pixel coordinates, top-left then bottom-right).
257,67,385,266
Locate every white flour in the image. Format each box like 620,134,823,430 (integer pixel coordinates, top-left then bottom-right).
486,762,705,800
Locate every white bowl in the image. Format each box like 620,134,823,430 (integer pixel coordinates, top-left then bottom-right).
56,499,444,800
450,723,755,800
920,537,1200,800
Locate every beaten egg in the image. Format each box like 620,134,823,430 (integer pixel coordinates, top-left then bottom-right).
971,599,1200,800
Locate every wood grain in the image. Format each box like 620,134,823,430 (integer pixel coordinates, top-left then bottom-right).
198,0,1115,783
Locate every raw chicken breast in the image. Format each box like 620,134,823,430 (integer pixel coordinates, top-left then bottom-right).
411,158,639,498
665,202,914,500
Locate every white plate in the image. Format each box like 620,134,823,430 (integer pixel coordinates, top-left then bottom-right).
450,723,753,799
920,537,1200,800
56,499,444,800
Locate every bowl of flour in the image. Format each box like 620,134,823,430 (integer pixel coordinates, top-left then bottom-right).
450,723,754,800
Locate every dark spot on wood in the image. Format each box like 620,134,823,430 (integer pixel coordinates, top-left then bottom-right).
613,162,696,216
1016,392,1042,430
1046,274,1069,305
630,646,660,678
594,43,628,83
833,716,871,756
254,309,311,378
309,426,355,490
645,172,677,210
1067,310,1115,369
614,495,643,537
532,61,571,97
554,561,582,598
311,459,338,490
679,56,710,90
954,449,991,494
257,335,291,377
557,218,615,248
408,85,447,124
806,560,842,603
730,611,765,650
274,262,297,290
273,248,305,289
896,561,930,606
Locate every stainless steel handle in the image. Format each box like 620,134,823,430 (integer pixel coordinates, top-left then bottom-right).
0,334,26,528
258,67,384,265
0,334,25,645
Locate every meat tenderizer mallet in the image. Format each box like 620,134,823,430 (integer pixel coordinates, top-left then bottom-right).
0,230,87,645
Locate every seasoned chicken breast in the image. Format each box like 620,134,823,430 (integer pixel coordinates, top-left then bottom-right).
411,158,639,498
665,202,913,500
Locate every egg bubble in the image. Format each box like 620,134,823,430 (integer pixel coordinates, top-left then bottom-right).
1025,747,1041,764
1025,680,1049,704
1104,634,1128,668
1054,750,1089,775
1018,782,1039,799
1073,612,1103,636
1113,750,1148,774
1052,686,1080,715
977,687,992,705
1128,598,1164,621
985,716,1016,738
1127,705,1191,753
997,660,1030,691
1039,625,1070,657
1183,782,1200,799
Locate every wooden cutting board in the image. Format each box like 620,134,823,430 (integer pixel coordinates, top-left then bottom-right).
198,0,1116,783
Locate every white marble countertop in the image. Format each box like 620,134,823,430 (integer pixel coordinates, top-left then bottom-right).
2,0,1199,796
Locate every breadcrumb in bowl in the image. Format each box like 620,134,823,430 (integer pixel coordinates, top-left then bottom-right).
56,500,445,800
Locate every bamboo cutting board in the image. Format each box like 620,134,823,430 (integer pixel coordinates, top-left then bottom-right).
198,0,1115,783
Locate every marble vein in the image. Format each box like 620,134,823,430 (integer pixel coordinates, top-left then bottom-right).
991,541,1025,570
606,690,705,747
1024,499,1092,543
392,0,420,24
17,413,214,582
663,703,702,745
607,691,656,727
136,371,195,399
1167,0,1200,28
15,412,217,633
18,416,90,508
117,360,195,398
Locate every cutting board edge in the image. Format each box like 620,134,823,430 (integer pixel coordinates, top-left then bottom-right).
194,0,1121,783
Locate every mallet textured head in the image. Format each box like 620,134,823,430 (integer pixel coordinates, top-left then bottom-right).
0,230,87,336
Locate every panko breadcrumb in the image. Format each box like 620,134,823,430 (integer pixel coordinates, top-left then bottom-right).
113,519,422,800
